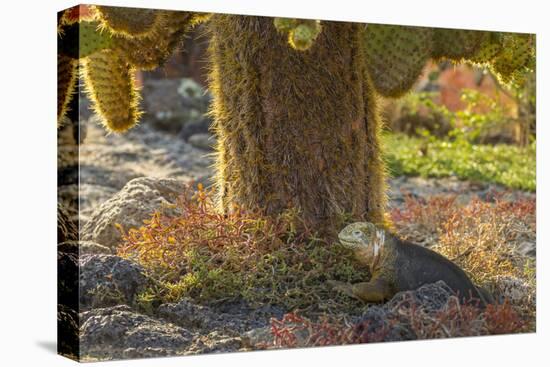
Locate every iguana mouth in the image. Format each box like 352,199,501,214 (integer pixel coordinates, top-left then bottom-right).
338,238,362,249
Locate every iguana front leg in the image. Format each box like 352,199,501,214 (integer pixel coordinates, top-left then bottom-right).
328,278,392,303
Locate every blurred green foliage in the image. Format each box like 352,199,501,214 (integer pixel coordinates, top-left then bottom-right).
395,88,519,144
386,77,535,192
451,89,513,143
383,133,535,191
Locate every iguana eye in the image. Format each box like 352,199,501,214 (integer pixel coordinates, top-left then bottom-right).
352,230,362,237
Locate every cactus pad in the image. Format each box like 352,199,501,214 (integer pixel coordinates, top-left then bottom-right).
81,50,141,132
79,21,113,58
95,6,159,37
364,24,432,97
274,18,299,33
289,21,322,51
114,11,196,69
468,32,504,65
58,21,113,59
432,28,486,60
57,55,78,125
491,34,534,85
57,7,206,132
273,18,322,51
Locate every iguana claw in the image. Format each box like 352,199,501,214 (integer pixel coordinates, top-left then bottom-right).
327,280,355,298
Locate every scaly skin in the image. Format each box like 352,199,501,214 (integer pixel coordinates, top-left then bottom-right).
329,222,492,306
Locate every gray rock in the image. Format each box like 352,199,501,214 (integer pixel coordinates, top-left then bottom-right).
58,241,112,255
493,275,532,305
58,250,79,309
141,79,189,134
354,281,459,342
354,305,416,342
70,121,214,224
184,331,243,355
241,324,309,349
385,280,455,313
81,305,193,360
150,110,188,134
179,118,211,141
157,298,287,352
80,241,112,255
58,184,119,226
177,78,210,110
141,78,210,134
241,327,273,348
81,177,187,248
122,347,173,359
58,304,79,358
517,241,536,258
157,299,220,330
158,298,281,334
58,202,78,243
78,164,142,191
80,254,149,309
188,133,215,151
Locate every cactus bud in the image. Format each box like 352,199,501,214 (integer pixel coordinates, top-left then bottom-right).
288,21,322,51
274,18,298,33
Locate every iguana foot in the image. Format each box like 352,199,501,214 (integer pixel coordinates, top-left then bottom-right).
327,280,355,298
329,278,393,303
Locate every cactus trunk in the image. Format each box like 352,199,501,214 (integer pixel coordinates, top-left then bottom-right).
208,15,386,232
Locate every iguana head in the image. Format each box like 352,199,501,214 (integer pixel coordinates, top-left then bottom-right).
338,222,386,268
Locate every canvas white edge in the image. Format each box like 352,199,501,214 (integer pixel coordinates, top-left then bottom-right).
0,0,545,366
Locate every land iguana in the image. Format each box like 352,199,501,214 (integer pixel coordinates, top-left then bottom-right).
329,222,493,307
